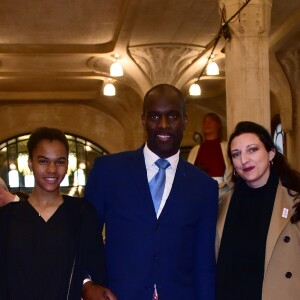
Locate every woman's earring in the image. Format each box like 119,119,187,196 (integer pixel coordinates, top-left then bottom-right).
233,169,237,176
269,160,274,166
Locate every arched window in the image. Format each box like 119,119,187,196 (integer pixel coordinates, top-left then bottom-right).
0,133,108,197
271,114,285,155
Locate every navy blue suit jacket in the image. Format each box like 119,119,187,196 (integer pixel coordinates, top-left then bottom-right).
85,147,218,300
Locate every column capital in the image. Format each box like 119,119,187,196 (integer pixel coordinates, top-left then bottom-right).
219,0,273,36
128,44,204,86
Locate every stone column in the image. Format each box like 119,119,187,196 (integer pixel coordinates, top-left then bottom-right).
278,49,300,171
219,0,273,136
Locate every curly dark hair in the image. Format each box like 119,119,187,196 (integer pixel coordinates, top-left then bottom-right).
27,127,69,159
227,121,300,223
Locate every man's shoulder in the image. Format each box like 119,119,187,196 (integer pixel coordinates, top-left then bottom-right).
62,195,98,216
94,148,143,166
180,158,218,184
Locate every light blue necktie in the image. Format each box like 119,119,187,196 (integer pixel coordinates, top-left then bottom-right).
149,158,170,214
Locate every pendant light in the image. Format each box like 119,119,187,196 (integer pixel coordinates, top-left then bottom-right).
110,54,123,77
189,82,201,96
103,80,116,96
206,56,219,75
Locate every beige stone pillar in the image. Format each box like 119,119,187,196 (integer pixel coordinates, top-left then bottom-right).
279,49,300,171
219,0,273,136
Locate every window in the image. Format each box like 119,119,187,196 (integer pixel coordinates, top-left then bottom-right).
271,114,285,155
0,133,108,197
273,123,284,154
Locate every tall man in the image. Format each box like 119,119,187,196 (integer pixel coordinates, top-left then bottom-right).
84,84,218,300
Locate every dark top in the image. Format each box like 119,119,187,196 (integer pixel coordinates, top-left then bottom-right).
217,171,279,300
0,195,107,300
194,139,226,177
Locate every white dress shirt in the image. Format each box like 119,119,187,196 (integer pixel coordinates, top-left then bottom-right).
143,144,179,218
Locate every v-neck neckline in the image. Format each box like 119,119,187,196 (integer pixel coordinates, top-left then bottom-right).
26,197,65,223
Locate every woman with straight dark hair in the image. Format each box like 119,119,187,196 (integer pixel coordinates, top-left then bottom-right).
216,121,300,300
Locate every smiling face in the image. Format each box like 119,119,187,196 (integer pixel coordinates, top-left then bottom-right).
142,85,188,158
230,133,275,188
28,139,68,194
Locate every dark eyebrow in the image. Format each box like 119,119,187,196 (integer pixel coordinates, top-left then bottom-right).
36,155,67,160
246,144,259,148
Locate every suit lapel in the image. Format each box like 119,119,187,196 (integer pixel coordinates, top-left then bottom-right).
264,184,294,273
127,147,157,217
158,158,187,219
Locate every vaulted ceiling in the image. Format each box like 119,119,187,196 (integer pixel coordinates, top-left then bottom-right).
0,0,299,151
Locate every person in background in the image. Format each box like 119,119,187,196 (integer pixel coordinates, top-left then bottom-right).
84,84,218,300
216,121,300,300
187,112,231,186
0,177,20,205
0,127,116,300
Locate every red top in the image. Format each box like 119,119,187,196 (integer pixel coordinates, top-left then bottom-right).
194,139,226,177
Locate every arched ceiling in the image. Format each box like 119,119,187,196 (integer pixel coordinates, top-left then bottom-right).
0,0,299,143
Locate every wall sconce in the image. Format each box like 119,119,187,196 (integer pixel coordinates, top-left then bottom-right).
103,80,116,96
110,54,123,77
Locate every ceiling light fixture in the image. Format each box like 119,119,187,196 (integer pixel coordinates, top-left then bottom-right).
110,54,123,77
103,80,116,96
207,61,219,75
189,39,221,96
206,55,219,76
189,83,201,96
188,0,251,96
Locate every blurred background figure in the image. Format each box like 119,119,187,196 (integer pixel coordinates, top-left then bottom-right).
0,177,20,205
188,113,231,185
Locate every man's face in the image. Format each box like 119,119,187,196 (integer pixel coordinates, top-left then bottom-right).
142,89,187,158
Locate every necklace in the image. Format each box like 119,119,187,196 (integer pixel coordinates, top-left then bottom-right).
37,201,63,217
38,206,50,217
29,196,63,217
